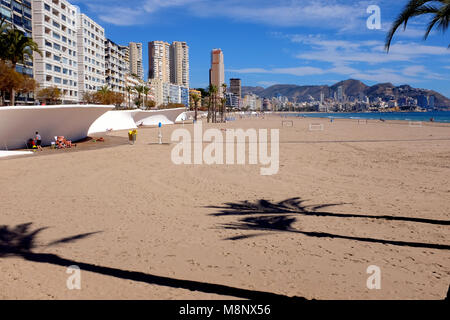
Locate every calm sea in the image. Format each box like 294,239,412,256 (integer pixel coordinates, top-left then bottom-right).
288,111,450,123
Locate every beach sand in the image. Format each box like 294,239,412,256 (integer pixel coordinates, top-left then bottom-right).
0,115,449,300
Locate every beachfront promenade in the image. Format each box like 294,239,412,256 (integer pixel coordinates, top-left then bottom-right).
0,106,188,151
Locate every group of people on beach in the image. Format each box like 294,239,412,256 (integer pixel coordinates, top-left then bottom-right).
27,132,42,151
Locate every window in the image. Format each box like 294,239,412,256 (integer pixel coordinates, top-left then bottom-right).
45,40,52,48
53,43,60,50
54,66,61,72
54,77,62,84
45,3,50,11
53,21,60,28
52,32,60,40
53,55,61,62
45,63,52,71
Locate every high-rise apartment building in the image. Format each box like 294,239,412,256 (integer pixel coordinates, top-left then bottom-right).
119,44,130,75
209,49,224,97
77,13,105,97
105,39,126,93
129,42,143,80
229,78,241,97
148,41,170,83
32,0,80,103
2,0,33,76
170,41,189,88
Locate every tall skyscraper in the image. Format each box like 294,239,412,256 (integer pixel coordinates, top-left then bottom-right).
77,13,106,97
209,49,224,97
230,78,241,97
170,41,189,88
337,86,344,102
148,41,170,83
129,42,143,80
32,0,80,103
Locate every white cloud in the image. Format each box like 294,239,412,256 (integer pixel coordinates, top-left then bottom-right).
78,0,371,29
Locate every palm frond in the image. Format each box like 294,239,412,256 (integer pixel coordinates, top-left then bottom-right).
385,0,436,51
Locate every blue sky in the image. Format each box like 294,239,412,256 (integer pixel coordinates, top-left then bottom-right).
72,0,450,97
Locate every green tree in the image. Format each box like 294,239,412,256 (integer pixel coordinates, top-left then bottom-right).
221,83,227,122
125,86,134,109
190,92,201,121
0,20,42,105
207,84,218,123
134,85,144,108
37,86,61,105
142,86,150,108
385,0,450,51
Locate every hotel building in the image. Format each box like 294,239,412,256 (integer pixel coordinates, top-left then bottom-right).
105,38,126,93
170,41,189,88
209,48,224,97
148,41,170,83
129,42,143,80
32,0,80,103
77,13,105,98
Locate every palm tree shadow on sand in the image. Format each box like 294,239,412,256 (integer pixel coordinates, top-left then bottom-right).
0,223,304,300
207,197,450,250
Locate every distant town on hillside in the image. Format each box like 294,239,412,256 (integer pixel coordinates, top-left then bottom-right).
237,79,450,112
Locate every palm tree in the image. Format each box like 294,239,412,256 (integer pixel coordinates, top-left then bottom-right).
208,84,218,123
1,23,42,105
190,93,201,121
142,86,150,109
134,85,144,108
221,83,227,122
385,0,450,51
125,86,134,109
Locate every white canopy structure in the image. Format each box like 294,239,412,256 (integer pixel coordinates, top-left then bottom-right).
133,108,186,126
0,105,113,150
88,110,138,134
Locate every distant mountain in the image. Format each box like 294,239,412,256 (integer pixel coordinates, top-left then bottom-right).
241,86,265,96
242,79,450,107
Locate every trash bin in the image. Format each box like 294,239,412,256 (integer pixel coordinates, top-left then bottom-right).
128,130,137,144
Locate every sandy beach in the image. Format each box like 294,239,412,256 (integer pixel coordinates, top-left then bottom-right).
0,115,449,300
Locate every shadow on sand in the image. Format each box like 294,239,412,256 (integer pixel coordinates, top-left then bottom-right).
207,197,450,250
0,223,303,300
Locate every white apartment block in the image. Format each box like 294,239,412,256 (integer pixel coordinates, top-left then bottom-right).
105,39,126,93
119,44,130,75
129,42,143,81
170,41,189,88
32,0,79,103
77,13,105,98
148,41,170,83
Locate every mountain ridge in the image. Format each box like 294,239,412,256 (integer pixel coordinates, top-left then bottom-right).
241,79,450,107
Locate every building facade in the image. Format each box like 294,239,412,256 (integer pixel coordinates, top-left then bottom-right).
32,0,80,103
129,42,143,80
77,13,105,98
105,38,126,93
148,41,170,83
1,0,33,76
170,41,189,88
209,48,224,97
118,44,129,75
229,78,241,98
